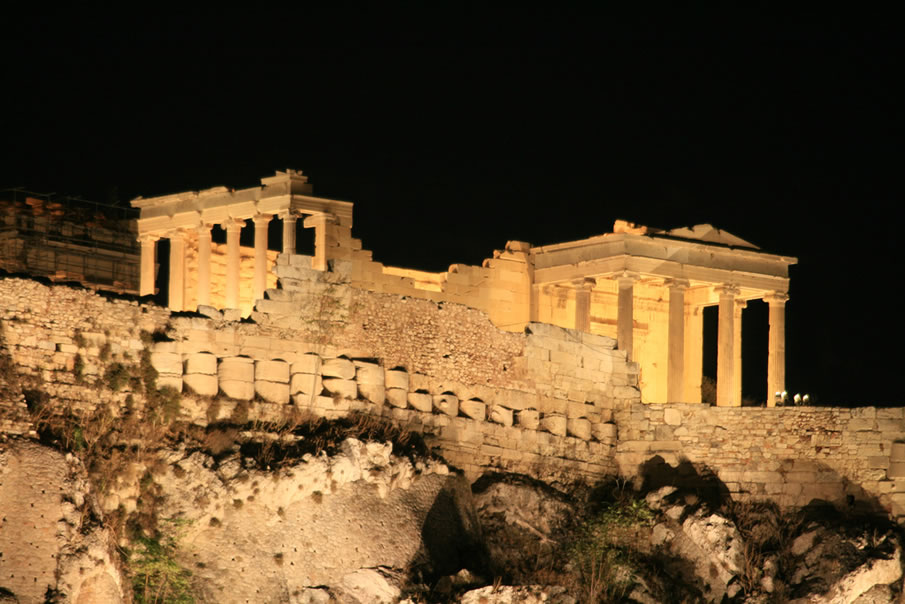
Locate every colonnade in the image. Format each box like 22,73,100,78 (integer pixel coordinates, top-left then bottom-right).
138,211,304,312
570,275,788,407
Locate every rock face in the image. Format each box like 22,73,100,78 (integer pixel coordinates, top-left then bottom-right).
471,474,575,581
153,438,487,602
0,439,125,604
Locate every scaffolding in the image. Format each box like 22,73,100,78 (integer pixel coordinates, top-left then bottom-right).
0,188,140,293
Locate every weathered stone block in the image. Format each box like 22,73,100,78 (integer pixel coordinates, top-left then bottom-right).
664,408,682,426
321,358,355,380
183,373,218,397
218,357,254,382
592,422,617,441
489,405,513,427
220,379,254,400
567,418,591,440
290,372,322,396
323,378,357,399
256,380,290,404
407,392,433,413
358,383,386,405
889,461,905,478
355,362,384,386
433,393,458,417
156,374,183,392
291,353,322,376
184,352,217,375
891,442,905,461
540,414,567,436
150,352,182,375
384,369,409,392
516,409,539,430
460,400,486,421
386,388,408,408
256,359,289,383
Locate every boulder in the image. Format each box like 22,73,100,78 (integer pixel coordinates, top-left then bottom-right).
460,400,486,421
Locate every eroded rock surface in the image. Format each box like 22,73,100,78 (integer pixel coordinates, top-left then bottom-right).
0,439,125,604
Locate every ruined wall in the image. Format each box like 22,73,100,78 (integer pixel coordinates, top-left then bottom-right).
614,403,905,523
2,260,904,521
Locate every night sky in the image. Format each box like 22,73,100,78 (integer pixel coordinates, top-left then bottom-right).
2,12,901,405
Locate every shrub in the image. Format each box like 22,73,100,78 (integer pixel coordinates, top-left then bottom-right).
104,362,132,391
130,518,194,604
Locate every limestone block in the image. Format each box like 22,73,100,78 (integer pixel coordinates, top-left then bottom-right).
433,393,459,417
540,414,567,436
184,352,217,375
407,392,433,413
256,359,290,383
219,357,255,382
323,378,358,400
150,352,183,375
568,418,592,440
222,308,242,321
516,409,540,430
355,361,384,385
386,388,408,408
358,383,386,405
322,358,355,380
891,442,905,461
889,462,905,479
410,373,430,392
489,405,513,427
592,422,618,441
256,380,290,404
292,353,322,376
183,373,218,397
292,392,315,407
219,379,253,400
290,372,323,396
460,400,486,421
664,408,682,426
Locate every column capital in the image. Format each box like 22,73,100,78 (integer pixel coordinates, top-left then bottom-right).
571,277,597,290
222,218,245,233
714,283,740,298
138,234,160,244
196,223,213,236
253,213,273,227
165,228,188,241
735,298,748,310
763,291,789,306
278,210,298,221
616,271,640,287
665,278,689,291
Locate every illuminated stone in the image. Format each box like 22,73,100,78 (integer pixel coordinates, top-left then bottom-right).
433,393,458,417
489,405,513,427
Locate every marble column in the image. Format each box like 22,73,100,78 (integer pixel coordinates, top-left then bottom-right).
139,235,158,297
281,212,297,255
733,299,747,405
684,304,704,403
253,214,271,302
765,292,789,407
616,273,638,361
716,284,740,406
196,224,212,308
224,219,243,310
168,231,186,311
667,279,688,402
573,277,596,332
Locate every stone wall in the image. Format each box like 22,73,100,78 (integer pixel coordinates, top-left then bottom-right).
1,262,904,521
614,403,905,522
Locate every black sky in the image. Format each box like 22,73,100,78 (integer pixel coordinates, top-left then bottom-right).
2,11,901,404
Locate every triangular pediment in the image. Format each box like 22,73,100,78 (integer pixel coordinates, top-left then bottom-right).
665,223,759,249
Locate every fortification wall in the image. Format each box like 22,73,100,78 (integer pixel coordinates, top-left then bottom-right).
614,403,905,521
1,259,903,521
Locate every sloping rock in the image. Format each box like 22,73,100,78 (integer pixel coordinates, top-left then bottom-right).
471,474,575,580
153,438,487,602
0,439,125,604
458,585,576,604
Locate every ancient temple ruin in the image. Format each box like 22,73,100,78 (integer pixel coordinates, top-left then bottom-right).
132,170,796,407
